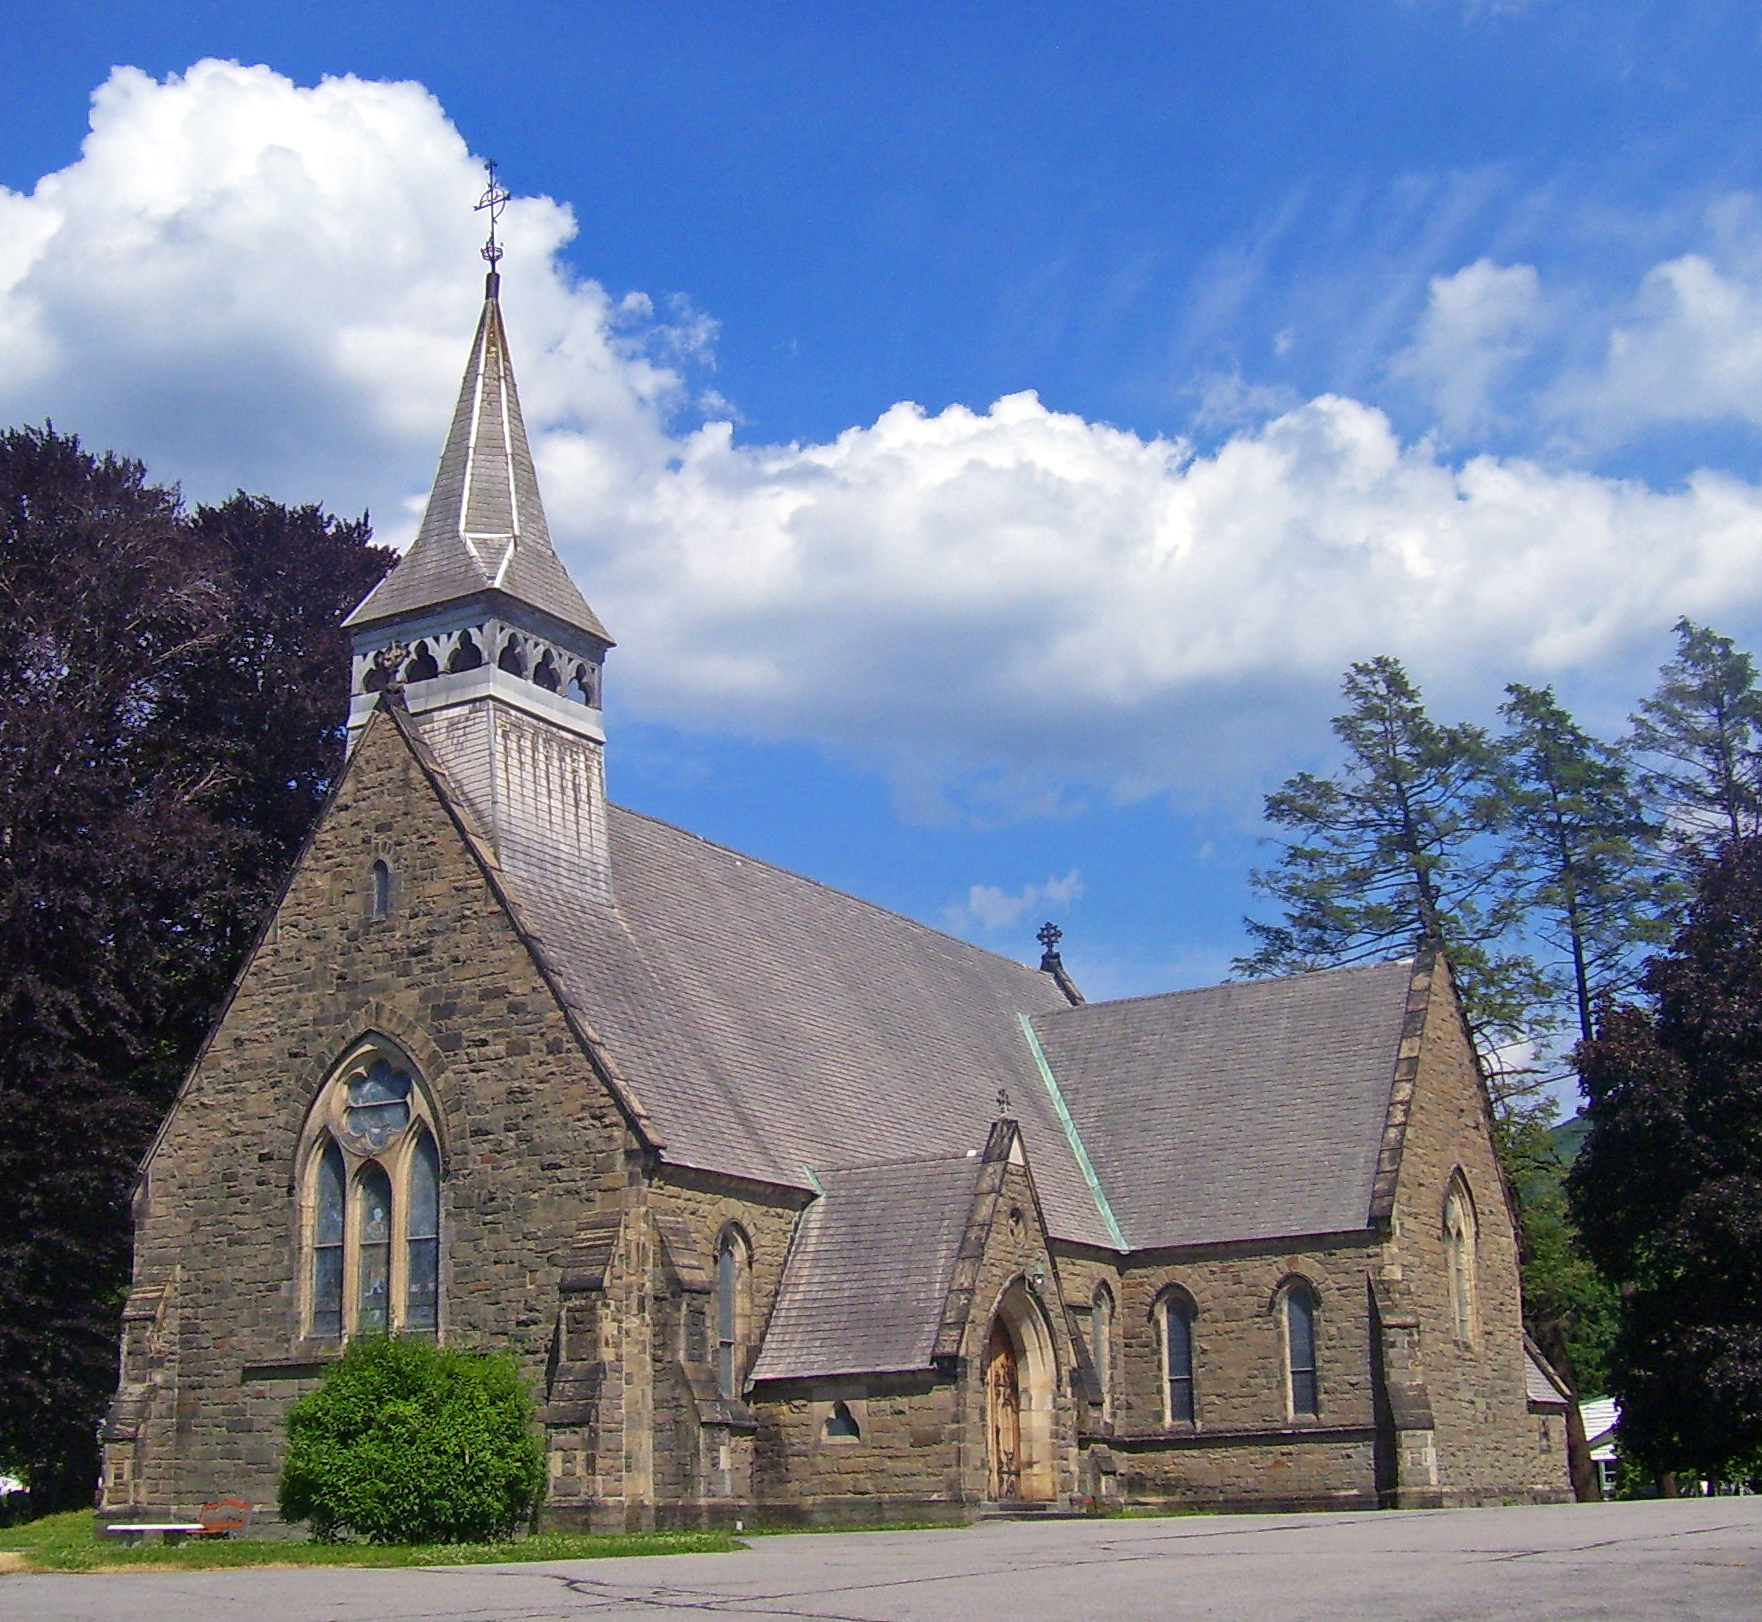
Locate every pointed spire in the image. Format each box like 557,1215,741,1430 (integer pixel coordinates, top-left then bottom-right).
345,262,611,643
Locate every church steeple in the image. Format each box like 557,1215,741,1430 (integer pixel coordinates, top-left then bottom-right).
342,282,609,648
343,179,615,901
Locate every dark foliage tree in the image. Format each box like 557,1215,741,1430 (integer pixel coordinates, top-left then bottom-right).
1498,684,1674,1046
1497,1111,1620,1499
1237,656,1546,1080
1569,839,1762,1484
1629,618,1762,869
0,428,392,1508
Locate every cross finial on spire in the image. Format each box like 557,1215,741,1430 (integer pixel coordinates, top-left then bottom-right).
476,160,510,294
997,1087,1011,1117
1036,921,1062,955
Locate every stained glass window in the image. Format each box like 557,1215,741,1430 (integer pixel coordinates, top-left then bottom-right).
357,1163,393,1334
311,1140,345,1339
345,1059,411,1149
406,1131,440,1334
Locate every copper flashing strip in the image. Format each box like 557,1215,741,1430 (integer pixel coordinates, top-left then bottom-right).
1017,1012,1128,1251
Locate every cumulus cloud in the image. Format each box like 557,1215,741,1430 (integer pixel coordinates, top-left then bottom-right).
1548,246,1762,442
0,59,692,535
1390,258,1543,437
8,60,1762,817
945,870,1084,935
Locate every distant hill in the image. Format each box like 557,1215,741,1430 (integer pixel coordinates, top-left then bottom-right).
1551,1112,1590,1165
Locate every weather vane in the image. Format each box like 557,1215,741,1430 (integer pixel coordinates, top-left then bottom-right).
476,159,510,268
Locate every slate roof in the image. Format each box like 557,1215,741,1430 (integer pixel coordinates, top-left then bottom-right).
494,804,1118,1250
1029,962,1416,1249
749,1153,987,1381
345,284,611,642
1525,1343,1571,1408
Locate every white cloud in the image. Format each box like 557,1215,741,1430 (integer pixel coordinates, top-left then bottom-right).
1390,258,1542,437
1548,245,1762,442
8,61,1762,818
946,870,1084,935
0,59,690,533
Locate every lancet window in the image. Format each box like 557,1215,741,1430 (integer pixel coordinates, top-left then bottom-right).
300,1042,443,1341
1444,1174,1478,1344
1160,1289,1197,1425
714,1227,751,1400
1282,1279,1320,1418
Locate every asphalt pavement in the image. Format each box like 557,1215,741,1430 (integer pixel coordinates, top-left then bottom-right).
4,1496,1758,1621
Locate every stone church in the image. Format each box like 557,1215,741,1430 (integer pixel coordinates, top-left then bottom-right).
102,262,1573,1531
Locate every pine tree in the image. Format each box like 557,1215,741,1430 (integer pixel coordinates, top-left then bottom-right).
1569,839,1762,1484
1498,684,1674,1046
1629,618,1762,867
1237,656,1545,1071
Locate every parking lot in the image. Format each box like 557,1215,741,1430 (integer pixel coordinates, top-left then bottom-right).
5,1496,1759,1622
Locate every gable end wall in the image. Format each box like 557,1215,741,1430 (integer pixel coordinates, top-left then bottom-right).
106,711,633,1525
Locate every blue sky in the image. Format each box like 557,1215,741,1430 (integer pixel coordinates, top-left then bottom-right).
5,3,1762,1001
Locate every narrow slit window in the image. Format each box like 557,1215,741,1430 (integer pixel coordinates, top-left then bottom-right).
311,1140,345,1339
715,1233,747,1400
1164,1295,1195,1424
406,1132,440,1333
357,1164,393,1334
369,859,390,921
1287,1289,1319,1417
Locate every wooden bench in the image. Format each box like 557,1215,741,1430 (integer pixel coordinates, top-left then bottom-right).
103,1498,256,1544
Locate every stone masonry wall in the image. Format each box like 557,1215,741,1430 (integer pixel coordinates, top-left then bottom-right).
1390,969,1570,1504
749,1149,1084,1521
1056,1235,1384,1510
105,709,633,1525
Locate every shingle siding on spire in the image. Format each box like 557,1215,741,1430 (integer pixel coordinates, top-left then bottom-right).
344,292,611,642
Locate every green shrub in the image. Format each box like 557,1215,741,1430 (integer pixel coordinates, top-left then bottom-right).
278,1338,545,1544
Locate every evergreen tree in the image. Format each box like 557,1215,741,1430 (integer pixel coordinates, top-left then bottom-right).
1498,684,1673,1046
1569,839,1762,1484
1629,618,1762,867
1237,656,1546,1073
0,428,392,1508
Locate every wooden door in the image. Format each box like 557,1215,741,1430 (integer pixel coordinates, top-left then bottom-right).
986,1318,1022,1500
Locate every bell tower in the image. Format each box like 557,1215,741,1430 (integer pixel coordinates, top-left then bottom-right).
344,171,615,901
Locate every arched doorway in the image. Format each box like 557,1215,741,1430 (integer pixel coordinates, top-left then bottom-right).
984,1280,1057,1501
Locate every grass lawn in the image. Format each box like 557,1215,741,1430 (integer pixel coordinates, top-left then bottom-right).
0,1510,742,1573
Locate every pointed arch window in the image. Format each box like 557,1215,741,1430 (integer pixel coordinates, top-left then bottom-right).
1282,1280,1320,1418
1444,1176,1479,1344
300,1042,443,1341
1161,1289,1197,1425
714,1228,751,1400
